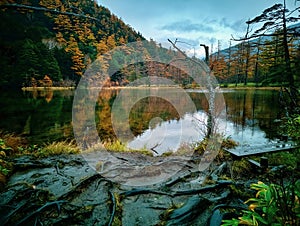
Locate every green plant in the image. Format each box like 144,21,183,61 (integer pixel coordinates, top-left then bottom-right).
222,180,300,225
0,138,12,153
286,115,300,141
0,164,10,176
0,139,13,178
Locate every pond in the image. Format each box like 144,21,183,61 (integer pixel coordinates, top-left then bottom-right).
0,88,282,154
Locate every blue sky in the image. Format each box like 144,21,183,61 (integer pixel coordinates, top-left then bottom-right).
99,0,297,57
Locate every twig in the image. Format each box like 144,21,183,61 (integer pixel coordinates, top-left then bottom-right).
150,143,161,154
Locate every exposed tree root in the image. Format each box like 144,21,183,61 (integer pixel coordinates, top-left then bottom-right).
108,191,116,226
15,200,67,226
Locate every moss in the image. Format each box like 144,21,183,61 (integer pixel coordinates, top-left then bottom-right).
161,151,173,157
193,136,238,161
266,149,300,169
159,202,184,225
229,183,253,200
231,159,252,178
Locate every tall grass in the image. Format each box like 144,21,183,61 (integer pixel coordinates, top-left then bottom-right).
34,140,80,157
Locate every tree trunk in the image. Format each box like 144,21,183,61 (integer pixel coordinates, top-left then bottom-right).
282,0,294,87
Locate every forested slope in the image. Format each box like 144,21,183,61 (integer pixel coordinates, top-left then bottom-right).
0,0,144,88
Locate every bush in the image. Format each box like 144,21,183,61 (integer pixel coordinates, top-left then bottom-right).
222,180,300,226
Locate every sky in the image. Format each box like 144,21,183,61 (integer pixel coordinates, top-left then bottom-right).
99,0,297,57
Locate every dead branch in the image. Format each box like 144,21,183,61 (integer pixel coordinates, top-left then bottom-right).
0,3,100,22
167,39,209,73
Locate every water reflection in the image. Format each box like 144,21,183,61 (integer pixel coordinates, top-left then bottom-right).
127,89,282,152
0,90,74,143
0,88,282,153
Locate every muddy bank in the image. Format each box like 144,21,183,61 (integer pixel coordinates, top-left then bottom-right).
0,152,255,225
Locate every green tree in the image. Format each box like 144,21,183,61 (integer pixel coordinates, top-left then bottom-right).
235,0,300,104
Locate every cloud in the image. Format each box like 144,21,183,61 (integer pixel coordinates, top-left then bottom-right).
160,19,216,33
220,18,246,32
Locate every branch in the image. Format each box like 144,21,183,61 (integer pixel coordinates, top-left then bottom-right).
167,39,209,73
247,4,283,24
231,31,290,41
167,39,189,58
0,3,100,22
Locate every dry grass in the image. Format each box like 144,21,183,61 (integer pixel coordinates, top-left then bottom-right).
86,140,154,156
0,131,27,155
34,140,81,157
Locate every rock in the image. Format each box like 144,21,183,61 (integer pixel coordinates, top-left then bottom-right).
0,155,113,225
208,209,224,226
167,195,211,225
0,152,240,225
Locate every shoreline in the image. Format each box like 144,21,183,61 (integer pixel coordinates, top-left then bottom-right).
21,85,283,91
21,86,75,91
220,86,282,90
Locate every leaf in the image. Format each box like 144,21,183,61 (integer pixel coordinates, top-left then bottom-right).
221,219,240,226
295,180,300,197
266,189,272,202
253,212,268,224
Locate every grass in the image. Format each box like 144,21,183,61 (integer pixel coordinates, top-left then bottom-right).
33,140,80,157
193,136,238,159
220,82,284,89
87,140,154,156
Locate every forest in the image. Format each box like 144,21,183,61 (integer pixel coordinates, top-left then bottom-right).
1,0,300,92
0,0,144,87
210,3,300,89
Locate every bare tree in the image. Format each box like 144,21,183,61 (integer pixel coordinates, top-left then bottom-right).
168,39,218,138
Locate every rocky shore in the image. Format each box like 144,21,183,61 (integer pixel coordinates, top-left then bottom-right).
0,152,270,225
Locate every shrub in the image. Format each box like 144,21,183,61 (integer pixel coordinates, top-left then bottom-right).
222,180,300,226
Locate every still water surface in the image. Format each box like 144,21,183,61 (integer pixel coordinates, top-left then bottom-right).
0,88,281,154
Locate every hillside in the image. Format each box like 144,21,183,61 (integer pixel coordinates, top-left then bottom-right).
0,0,145,88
